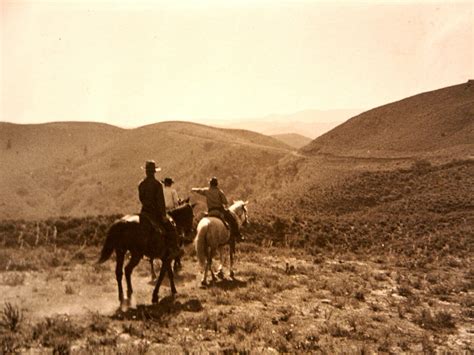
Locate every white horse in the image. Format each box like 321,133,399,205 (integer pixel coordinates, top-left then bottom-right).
194,200,249,286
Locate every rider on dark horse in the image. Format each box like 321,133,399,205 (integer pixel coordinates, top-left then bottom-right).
192,177,243,245
139,160,184,260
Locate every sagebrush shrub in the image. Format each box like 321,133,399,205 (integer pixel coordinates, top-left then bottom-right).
1,303,23,331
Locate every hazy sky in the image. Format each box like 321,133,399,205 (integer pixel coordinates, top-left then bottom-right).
1,0,472,127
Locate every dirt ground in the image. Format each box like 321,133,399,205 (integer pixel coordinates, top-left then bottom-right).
0,243,472,353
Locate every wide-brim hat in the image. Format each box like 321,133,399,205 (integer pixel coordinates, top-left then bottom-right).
142,160,161,172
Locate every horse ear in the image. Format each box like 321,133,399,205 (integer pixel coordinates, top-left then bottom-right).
244,200,249,205
184,197,190,203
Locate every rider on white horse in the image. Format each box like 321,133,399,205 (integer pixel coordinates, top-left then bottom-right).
191,177,243,244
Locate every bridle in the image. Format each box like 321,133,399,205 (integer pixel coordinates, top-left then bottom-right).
233,203,249,227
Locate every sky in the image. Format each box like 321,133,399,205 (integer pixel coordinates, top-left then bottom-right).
0,0,472,128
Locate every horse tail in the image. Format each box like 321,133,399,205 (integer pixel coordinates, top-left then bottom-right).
97,221,121,264
194,220,208,269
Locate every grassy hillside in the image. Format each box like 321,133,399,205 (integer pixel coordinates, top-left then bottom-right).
0,122,124,172
0,121,291,219
303,81,474,157
249,158,473,262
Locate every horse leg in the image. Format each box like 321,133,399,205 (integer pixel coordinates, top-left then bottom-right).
150,258,157,281
152,259,171,303
229,246,235,279
167,259,177,295
115,250,125,303
208,248,217,283
173,256,182,273
124,253,141,301
217,248,225,279
201,247,212,287
174,230,183,272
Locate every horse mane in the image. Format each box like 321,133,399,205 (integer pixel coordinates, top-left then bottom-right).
170,203,190,213
229,200,246,212
120,215,140,223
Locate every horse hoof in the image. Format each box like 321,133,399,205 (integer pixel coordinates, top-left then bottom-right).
152,296,159,304
230,271,235,279
120,300,129,312
200,281,208,288
217,270,225,280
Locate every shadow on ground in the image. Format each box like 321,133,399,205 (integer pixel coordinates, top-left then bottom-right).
205,277,247,290
112,296,203,321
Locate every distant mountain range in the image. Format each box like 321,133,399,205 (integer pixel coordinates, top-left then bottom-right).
207,109,363,139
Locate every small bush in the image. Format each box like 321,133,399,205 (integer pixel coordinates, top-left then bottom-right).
65,285,75,295
325,322,350,337
415,309,456,330
52,337,70,355
89,312,109,334
397,286,413,297
0,332,24,353
354,290,365,301
1,303,23,331
227,314,261,334
32,316,84,347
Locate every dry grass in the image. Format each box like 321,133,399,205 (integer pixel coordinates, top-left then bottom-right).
1,272,26,287
0,215,471,353
0,255,469,353
1,303,23,331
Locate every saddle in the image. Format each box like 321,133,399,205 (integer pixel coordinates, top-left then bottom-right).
204,210,230,230
139,212,166,235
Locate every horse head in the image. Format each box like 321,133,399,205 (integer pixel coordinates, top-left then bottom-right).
230,200,249,227
169,201,197,239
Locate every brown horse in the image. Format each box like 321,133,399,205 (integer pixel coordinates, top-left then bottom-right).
97,202,195,305
149,198,195,280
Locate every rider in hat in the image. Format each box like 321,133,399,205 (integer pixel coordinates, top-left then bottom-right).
191,177,242,243
138,160,183,260
163,177,180,212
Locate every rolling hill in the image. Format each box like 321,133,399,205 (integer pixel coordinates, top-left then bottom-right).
0,121,292,219
302,81,474,158
246,81,474,257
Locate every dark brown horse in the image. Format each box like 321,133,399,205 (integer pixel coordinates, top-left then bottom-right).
97,202,195,305
149,198,195,280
